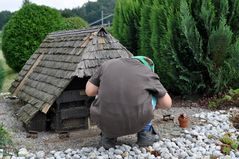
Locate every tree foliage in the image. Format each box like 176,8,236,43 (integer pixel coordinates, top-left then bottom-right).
139,0,153,58
2,3,65,72
0,11,12,30
113,0,239,95
61,0,115,24
22,0,31,6
113,0,143,54
64,17,88,30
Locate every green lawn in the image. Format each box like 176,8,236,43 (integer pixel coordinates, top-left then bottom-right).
0,49,17,92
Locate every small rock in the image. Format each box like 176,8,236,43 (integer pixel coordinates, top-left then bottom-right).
179,151,188,158
108,148,114,153
54,151,63,158
159,147,169,154
148,155,155,159
65,148,72,154
153,142,160,150
199,114,205,119
114,149,123,155
119,146,126,152
18,148,28,157
101,154,109,159
115,154,122,159
26,153,36,158
121,152,129,158
215,146,221,150
230,151,236,158
98,147,105,152
235,151,239,157
88,152,97,159
212,150,222,157
129,151,135,156
132,147,141,155
185,134,193,140
50,150,56,154
82,147,91,153
36,151,45,158
60,152,66,158
161,152,171,159
71,150,77,155
73,154,81,159
66,153,72,159
140,147,146,154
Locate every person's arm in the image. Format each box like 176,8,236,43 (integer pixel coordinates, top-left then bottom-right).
156,92,172,109
85,81,99,96
146,71,172,109
85,66,102,97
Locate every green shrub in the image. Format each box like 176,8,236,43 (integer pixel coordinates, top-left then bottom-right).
64,17,88,30
221,145,231,155
0,124,12,148
231,143,239,150
113,0,239,95
2,3,65,72
151,0,239,95
208,88,239,109
207,134,215,139
219,134,239,154
220,135,234,145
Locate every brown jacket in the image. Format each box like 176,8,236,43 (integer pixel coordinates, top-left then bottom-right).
89,58,167,137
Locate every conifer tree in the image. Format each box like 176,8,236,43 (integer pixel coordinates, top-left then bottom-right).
139,0,153,58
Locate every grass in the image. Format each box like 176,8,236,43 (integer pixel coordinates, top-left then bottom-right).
0,34,17,93
0,123,12,149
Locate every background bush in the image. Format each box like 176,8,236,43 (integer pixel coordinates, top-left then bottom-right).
0,61,4,91
0,11,12,31
64,17,88,30
60,0,115,24
2,3,65,72
113,0,239,96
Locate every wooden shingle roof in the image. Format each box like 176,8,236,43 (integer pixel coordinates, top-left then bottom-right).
10,27,132,123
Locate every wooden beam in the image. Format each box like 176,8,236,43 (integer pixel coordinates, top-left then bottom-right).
13,53,44,96
41,103,51,114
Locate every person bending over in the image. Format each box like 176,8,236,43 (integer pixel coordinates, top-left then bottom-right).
85,56,172,149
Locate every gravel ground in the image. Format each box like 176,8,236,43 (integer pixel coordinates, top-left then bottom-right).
1,98,239,158
0,98,209,152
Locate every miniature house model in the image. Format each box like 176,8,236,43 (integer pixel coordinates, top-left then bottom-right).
10,27,132,131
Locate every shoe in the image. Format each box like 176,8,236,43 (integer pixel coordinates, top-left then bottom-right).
137,129,160,147
100,133,117,149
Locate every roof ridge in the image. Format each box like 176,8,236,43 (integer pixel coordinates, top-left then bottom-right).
48,27,104,37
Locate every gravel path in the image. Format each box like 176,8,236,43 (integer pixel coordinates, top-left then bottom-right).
1,98,239,158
